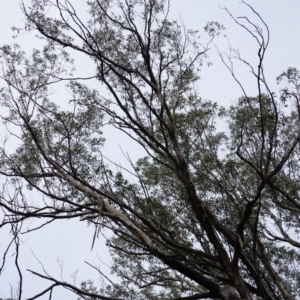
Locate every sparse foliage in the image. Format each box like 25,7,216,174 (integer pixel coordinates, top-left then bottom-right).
0,1,299,299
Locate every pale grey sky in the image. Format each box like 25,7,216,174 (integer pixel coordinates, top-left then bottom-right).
0,1,299,299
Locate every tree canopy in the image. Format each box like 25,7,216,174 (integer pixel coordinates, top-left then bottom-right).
0,1,300,299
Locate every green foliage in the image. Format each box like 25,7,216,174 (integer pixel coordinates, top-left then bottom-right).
0,1,300,299
77,280,99,300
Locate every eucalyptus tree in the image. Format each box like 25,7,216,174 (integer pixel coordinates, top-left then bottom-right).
0,1,299,299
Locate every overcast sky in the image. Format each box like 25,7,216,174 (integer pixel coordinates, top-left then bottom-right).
0,1,300,299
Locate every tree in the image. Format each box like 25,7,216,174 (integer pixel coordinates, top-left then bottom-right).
0,0,299,299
